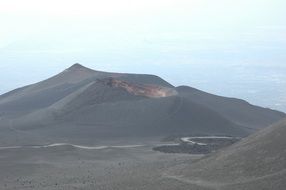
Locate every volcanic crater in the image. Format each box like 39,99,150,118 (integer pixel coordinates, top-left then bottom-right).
100,77,178,98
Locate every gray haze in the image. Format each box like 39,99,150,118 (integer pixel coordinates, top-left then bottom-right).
0,0,286,111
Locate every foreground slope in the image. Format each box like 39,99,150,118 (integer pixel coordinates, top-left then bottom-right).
169,119,286,190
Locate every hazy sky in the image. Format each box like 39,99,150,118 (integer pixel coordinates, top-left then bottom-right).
0,0,286,111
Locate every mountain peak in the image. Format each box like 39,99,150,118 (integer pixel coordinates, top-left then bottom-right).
63,63,97,74
68,63,89,70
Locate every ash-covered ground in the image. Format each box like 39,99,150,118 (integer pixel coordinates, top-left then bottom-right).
0,141,202,190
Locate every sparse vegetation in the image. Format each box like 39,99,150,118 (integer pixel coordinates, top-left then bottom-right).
153,137,240,154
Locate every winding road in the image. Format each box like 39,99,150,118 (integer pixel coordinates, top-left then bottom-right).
0,136,239,151
180,136,238,146
0,143,146,150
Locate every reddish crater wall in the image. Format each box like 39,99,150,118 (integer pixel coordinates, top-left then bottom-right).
103,78,177,98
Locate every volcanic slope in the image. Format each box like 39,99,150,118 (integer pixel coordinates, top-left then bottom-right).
166,119,286,190
177,86,285,129
8,78,246,142
0,64,171,116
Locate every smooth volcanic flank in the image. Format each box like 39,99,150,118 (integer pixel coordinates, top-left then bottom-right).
168,119,286,190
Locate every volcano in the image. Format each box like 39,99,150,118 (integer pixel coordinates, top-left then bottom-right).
0,64,284,145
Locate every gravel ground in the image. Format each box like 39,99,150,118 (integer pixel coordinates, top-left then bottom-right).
0,143,203,190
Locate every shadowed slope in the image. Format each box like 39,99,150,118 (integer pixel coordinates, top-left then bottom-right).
169,119,286,190
177,86,285,129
